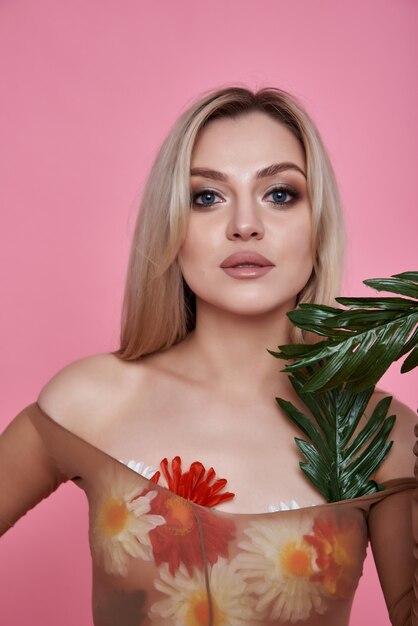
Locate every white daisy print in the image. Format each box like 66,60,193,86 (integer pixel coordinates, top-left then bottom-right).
149,558,259,626
267,499,317,513
268,499,302,513
119,458,160,481
91,468,165,576
236,515,328,622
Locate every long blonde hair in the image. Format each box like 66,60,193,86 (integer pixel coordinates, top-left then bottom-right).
112,87,345,360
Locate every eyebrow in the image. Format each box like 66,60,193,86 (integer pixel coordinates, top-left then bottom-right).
190,162,307,181
257,162,306,179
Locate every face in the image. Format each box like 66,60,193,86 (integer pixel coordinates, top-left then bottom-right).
179,111,314,318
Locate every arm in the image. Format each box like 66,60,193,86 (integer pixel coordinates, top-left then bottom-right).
0,403,68,535
0,353,120,536
367,397,417,625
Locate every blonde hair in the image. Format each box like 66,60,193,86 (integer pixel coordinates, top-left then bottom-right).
112,86,345,361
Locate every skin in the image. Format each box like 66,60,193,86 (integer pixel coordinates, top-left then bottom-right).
180,111,313,320
33,110,418,617
38,112,416,515
175,111,314,398
117,111,323,512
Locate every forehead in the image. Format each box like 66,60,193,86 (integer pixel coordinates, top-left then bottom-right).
191,111,306,172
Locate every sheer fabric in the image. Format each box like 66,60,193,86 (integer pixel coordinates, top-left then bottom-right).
0,402,417,625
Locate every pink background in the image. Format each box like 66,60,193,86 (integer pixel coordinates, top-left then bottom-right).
1,1,417,624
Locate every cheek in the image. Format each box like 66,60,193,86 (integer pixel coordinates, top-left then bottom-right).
178,226,198,271
178,222,209,286
178,216,220,273
280,214,313,266
295,226,313,262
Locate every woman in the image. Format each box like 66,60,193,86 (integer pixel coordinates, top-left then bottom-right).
0,87,416,625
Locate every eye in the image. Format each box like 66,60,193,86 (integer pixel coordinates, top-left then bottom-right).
191,189,223,208
265,185,299,206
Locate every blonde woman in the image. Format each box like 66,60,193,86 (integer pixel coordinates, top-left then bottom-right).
1,87,416,625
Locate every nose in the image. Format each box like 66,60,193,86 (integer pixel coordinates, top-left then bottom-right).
226,196,264,241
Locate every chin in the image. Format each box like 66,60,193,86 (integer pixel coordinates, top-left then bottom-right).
210,297,298,318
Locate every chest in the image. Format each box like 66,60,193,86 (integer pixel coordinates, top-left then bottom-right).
83,444,368,626
97,396,328,513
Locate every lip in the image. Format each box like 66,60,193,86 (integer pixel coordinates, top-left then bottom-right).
220,252,275,269
220,252,275,280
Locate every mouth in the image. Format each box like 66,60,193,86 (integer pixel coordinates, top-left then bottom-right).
220,252,275,279
230,263,266,268
220,252,275,269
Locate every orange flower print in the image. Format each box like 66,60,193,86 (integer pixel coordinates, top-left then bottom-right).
147,489,235,576
160,456,235,507
304,510,366,598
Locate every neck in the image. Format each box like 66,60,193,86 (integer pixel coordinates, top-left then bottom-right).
179,299,296,397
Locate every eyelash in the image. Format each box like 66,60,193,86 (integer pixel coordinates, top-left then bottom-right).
191,185,300,208
264,185,300,206
191,189,223,208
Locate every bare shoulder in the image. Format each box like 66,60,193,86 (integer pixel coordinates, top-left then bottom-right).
36,352,141,438
366,388,417,482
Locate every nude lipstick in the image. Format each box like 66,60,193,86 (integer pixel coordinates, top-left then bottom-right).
220,252,275,279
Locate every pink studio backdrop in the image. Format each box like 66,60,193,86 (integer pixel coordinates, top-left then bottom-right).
0,1,417,624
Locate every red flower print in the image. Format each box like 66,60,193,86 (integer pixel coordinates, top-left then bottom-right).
146,488,235,576
160,456,235,507
304,510,366,598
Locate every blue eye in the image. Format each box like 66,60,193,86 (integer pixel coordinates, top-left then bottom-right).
266,186,299,206
272,189,289,203
191,190,222,207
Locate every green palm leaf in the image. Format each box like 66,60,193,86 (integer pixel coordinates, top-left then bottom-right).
272,271,418,392
402,343,418,373
271,271,416,501
276,365,395,502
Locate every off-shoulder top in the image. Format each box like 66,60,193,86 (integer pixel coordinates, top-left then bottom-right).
0,403,417,626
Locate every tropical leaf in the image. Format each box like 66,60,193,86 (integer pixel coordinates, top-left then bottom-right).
272,271,418,392
335,297,416,310
399,326,418,358
401,343,418,373
271,271,416,501
276,365,395,502
363,273,418,299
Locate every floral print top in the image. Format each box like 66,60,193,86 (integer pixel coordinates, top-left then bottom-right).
0,402,417,626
